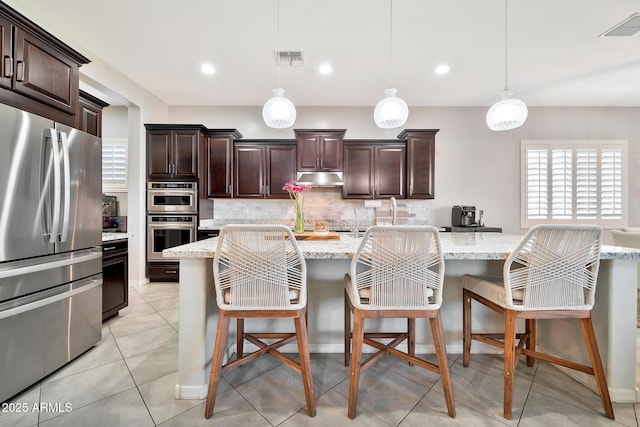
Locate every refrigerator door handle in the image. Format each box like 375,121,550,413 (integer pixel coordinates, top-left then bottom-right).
59,131,71,242
49,128,61,243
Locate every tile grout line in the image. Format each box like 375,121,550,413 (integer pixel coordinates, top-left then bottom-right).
110,301,163,426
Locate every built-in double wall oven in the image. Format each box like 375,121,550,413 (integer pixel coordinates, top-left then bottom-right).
147,182,197,263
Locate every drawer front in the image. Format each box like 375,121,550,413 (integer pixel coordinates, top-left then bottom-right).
147,262,179,282
197,230,219,240
102,239,128,257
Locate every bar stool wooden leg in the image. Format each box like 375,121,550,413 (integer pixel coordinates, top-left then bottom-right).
236,318,244,359
408,318,416,366
295,311,316,417
580,317,614,419
525,319,536,367
344,290,351,367
204,312,231,419
348,311,365,419
462,289,472,367
503,310,516,420
430,312,456,417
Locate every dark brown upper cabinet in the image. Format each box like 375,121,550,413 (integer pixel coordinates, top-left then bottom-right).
294,129,346,172
0,3,90,126
343,141,406,199
204,129,242,199
398,129,439,199
145,125,205,181
0,15,11,91
78,90,108,137
233,142,296,199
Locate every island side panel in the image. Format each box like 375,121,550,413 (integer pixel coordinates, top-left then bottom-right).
535,258,638,403
306,259,352,352
175,257,219,399
440,260,509,354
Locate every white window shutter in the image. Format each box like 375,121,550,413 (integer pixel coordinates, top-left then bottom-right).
551,149,572,219
600,148,623,219
522,140,626,228
526,149,548,219
576,149,597,219
102,140,128,191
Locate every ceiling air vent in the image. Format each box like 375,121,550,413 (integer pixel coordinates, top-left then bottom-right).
276,50,304,66
600,13,640,37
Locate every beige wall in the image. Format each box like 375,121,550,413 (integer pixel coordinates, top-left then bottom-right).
170,105,640,241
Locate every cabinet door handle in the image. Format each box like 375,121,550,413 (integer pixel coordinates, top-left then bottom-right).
15,60,25,82
3,56,12,78
103,246,117,251
320,158,323,169
165,270,177,274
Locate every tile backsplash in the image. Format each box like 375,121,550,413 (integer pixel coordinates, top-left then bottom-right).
201,188,429,230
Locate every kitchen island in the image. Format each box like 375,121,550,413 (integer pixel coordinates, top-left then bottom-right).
164,232,640,403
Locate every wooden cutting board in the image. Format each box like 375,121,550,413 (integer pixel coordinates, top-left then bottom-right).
293,231,340,240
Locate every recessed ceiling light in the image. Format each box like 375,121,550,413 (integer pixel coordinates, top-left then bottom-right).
435,64,450,75
201,63,216,75
319,63,333,74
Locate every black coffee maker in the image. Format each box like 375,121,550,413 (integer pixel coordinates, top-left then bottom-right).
451,205,476,227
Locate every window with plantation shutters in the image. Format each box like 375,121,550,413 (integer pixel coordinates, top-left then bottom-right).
521,140,627,228
102,139,128,191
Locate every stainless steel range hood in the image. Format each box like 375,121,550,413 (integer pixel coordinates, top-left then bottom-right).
296,171,344,187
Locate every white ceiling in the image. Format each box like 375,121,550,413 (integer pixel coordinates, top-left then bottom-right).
5,0,640,107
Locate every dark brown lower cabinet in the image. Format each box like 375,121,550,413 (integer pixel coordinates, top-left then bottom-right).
102,239,128,321
197,229,220,240
147,262,179,282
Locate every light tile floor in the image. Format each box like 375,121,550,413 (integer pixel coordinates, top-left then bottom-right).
2,281,639,426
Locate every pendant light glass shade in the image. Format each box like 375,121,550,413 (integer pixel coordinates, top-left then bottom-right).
263,0,295,129
374,0,408,129
486,0,527,131
374,88,409,129
263,87,297,129
486,90,528,131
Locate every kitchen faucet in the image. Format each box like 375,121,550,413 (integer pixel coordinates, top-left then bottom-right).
389,197,397,225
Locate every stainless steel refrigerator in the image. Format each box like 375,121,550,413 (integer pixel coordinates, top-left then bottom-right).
0,103,102,402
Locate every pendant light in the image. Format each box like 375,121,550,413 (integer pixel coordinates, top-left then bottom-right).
374,0,408,129
486,0,528,131
263,0,296,128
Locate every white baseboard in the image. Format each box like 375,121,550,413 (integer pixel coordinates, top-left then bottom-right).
175,384,208,400
129,278,150,286
553,364,640,403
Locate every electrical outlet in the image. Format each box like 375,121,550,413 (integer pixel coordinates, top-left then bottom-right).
364,200,382,208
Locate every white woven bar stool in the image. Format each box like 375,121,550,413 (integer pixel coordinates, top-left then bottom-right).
204,224,315,419
462,224,614,420
343,225,455,419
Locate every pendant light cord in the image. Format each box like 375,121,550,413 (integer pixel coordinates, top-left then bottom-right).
277,0,281,88
388,0,394,88
503,0,509,91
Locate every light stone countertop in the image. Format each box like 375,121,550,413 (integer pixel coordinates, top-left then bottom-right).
102,232,132,242
163,232,640,261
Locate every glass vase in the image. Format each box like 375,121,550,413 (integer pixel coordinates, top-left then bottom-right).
294,203,305,233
